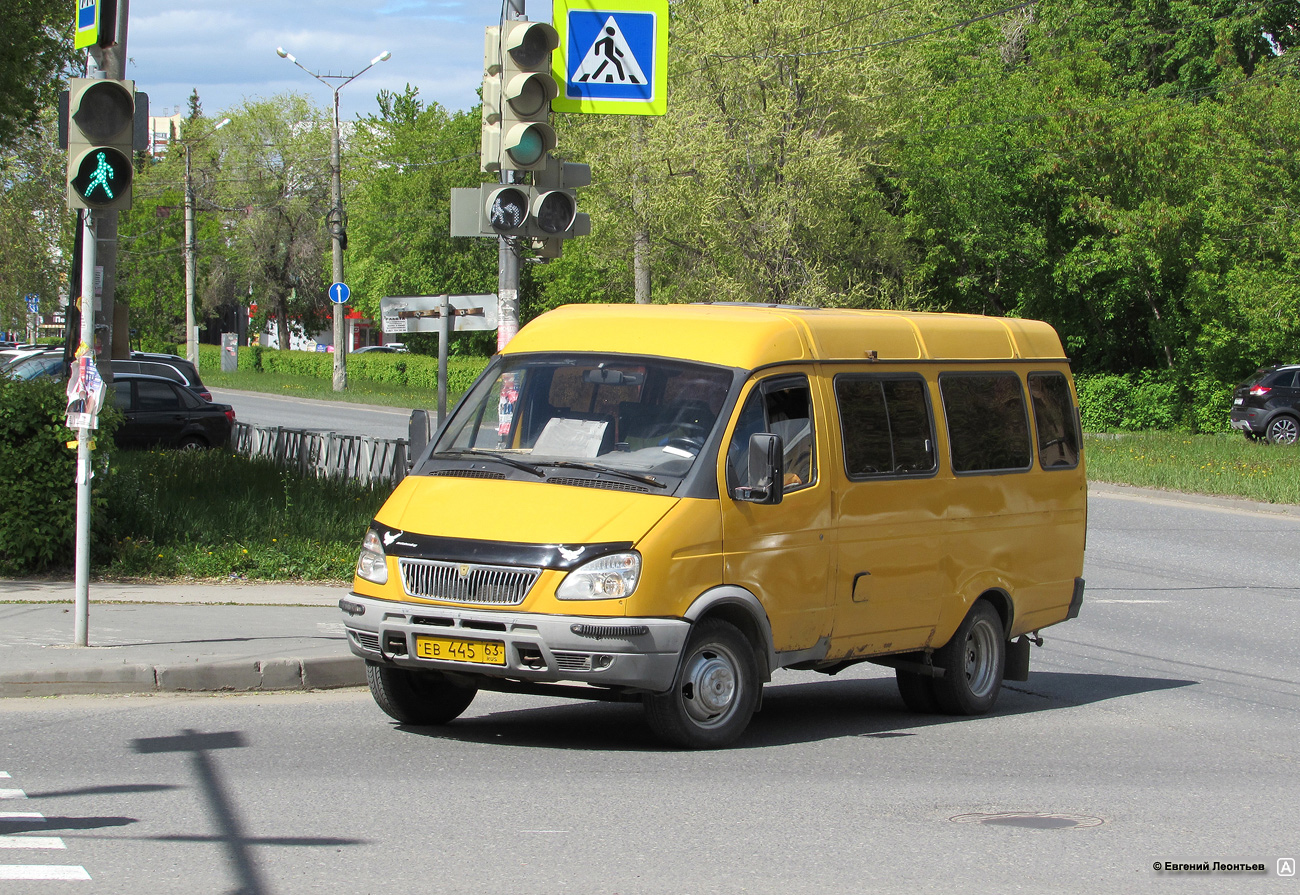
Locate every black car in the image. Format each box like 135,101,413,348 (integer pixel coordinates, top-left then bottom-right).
109,373,235,450
128,351,211,401
1229,365,1300,445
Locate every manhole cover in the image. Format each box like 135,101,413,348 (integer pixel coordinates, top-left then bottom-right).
950,812,1105,830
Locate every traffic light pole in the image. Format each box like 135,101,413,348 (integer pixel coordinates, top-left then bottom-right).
329,95,346,391
74,210,98,647
497,0,526,352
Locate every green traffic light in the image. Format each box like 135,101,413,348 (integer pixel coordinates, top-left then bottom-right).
70,147,133,208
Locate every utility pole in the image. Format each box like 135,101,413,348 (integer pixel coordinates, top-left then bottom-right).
497,0,527,352
276,47,391,391
184,118,230,369
73,209,97,647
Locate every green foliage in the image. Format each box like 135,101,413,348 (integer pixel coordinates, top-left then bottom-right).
97,449,390,581
0,0,74,151
1085,431,1300,505
0,376,118,574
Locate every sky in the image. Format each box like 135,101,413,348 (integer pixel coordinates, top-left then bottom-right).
111,0,550,122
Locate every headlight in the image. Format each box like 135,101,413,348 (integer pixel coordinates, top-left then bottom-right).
555,552,641,600
355,529,388,585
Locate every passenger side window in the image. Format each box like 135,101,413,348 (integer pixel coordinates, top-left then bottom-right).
835,375,936,477
1028,372,1081,469
939,372,1032,473
726,376,815,493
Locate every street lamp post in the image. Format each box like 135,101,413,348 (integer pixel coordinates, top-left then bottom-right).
184,117,231,370
276,47,391,392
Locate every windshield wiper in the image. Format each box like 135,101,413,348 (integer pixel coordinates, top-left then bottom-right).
540,460,668,489
434,449,545,478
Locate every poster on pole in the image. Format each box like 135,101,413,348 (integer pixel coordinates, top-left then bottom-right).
380,295,498,334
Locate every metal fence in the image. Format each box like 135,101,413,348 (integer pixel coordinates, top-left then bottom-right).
231,423,408,486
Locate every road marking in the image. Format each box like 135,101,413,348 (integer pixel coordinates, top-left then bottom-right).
0,813,44,821
0,865,91,880
0,790,26,800
0,772,9,778
0,837,65,849
1092,599,1171,604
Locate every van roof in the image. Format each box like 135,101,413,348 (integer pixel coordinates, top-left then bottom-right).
505,304,1067,369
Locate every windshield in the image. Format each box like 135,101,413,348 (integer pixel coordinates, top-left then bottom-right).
432,355,735,479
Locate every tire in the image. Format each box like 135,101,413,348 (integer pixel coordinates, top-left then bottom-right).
931,601,1005,715
644,619,760,749
1266,415,1299,446
178,435,208,451
365,661,477,725
896,668,939,713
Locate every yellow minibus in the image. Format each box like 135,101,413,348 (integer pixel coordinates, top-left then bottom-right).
342,303,1086,748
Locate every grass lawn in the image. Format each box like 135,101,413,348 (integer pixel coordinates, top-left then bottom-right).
200,366,452,409
1084,431,1300,505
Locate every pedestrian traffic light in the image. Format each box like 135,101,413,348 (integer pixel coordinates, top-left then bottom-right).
66,78,135,211
480,21,559,172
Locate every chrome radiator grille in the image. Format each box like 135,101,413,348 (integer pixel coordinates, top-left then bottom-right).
398,558,539,606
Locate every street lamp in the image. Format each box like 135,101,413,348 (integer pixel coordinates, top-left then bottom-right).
185,116,231,370
276,46,391,392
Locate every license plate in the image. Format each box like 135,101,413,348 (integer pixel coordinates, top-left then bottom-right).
1233,397,1243,405
415,635,506,666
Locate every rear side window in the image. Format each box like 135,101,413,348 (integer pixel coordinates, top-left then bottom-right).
1265,370,1298,388
940,372,1032,473
1028,372,1081,469
835,375,935,477
136,380,180,412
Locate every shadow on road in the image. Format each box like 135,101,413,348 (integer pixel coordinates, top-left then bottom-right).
393,670,1195,752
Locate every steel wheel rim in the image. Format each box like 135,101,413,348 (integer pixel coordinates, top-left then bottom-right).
963,618,999,698
1270,418,1298,445
680,644,740,727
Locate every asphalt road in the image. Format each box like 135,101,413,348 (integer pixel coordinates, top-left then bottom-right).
209,388,416,440
2,492,1297,893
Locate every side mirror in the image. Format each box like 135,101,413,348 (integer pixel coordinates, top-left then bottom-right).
407,409,430,472
734,432,783,504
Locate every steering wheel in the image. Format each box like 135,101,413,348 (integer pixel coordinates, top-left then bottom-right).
664,437,703,454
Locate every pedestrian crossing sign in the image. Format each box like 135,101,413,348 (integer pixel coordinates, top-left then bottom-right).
552,0,668,116
74,0,101,50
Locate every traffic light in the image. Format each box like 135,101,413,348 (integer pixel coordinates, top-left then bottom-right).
66,78,135,211
480,21,559,172
482,184,533,236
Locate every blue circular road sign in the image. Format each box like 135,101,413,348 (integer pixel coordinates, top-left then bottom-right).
329,282,351,305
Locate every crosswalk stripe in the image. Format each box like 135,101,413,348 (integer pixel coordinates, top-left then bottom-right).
0,772,10,778
0,790,26,800
0,865,92,880
0,813,44,821
0,837,65,849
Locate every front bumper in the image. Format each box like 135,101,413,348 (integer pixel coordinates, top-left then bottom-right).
341,593,689,693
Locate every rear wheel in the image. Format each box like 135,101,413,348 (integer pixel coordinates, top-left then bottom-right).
1266,415,1298,446
931,601,1005,715
178,435,208,451
644,619,760,749
366,662,477,725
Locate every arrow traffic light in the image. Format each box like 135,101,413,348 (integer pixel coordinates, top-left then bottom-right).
66,78,136,211
481,21,560,172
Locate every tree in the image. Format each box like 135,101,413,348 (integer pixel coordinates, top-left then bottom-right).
344,86,501,352
0,110,72,336
0,0,75,151
206,95,332,350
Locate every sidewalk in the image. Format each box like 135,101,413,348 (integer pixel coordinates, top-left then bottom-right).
0,580,365,697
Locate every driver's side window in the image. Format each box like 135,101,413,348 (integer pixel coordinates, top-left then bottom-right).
726,376,816,493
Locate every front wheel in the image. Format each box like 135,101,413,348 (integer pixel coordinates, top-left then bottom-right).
1266,415,1299,446
931,601,1005,715
366,662,477,725
644,619,760,749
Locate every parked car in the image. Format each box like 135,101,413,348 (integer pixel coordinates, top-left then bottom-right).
108,373,234,450
118,353,212,401
2,349,65,381
1229,364,1300,445
353,344,409,354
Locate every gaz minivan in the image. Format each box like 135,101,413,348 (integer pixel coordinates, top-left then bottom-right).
342,304,1086,748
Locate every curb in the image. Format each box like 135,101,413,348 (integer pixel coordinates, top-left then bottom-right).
0,654,366,697
1087,480,1300,518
